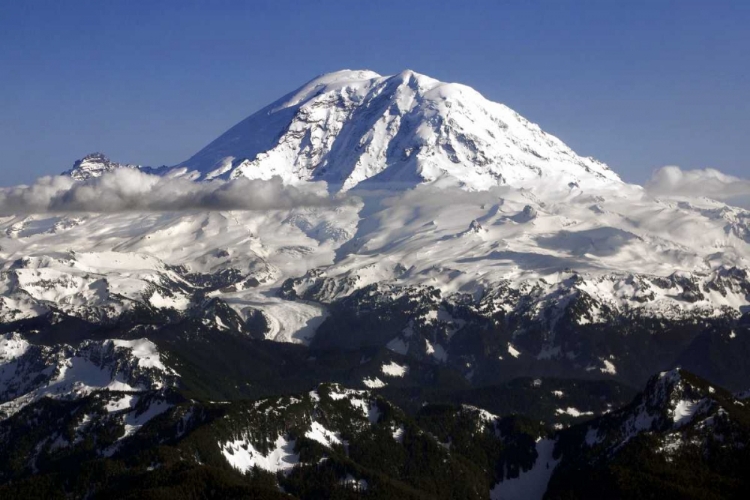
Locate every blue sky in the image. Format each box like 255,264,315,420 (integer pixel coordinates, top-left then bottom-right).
1,0,748,186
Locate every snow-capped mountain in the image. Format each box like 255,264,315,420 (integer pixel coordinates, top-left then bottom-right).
3,69,750,496
1,365,745,499
540,368,750,499
108,70,615,191
0,333,177,420
63,152,139,181
5,69,744,394
66,70,621,192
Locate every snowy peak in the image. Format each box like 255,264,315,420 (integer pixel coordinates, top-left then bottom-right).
0,333,177,420
63,153,138,181
585,368,744,448
273,69,384,110
178,69,622,191
644,369,712,427
543,370,750,499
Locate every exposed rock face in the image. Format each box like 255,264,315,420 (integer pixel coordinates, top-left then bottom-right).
544,369,750,499
63,153,139,180
0,334,177,419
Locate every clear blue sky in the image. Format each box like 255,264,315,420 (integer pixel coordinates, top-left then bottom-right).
1,0,748,186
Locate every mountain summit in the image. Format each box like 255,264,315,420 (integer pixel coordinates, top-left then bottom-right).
176,69,622,191
63,153,139,181
7,69,750,498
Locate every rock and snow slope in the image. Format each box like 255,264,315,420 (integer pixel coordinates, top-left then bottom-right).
0,69,748,395
542,368,750,498
2,185,748,340
63,153,140,181
0,333,177,420
172,70,621,191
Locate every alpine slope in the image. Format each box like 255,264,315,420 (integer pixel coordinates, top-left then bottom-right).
1,69,749,423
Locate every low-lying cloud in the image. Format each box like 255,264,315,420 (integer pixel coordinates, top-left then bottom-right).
646,166,750,208
0,169,351,215
3,165,749,216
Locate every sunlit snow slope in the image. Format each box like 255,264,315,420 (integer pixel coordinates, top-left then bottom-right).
175,70,621,191
3,69,750,395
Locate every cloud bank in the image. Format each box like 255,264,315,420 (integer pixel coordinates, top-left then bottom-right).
0,169,351,215
646,166,750,208
2,165,748,216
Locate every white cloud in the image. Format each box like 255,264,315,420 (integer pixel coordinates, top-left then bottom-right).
0,169,352,215
646,166,750,208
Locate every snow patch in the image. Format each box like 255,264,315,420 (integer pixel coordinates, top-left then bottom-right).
105,394,138,413
111,339,169,371
507,343,521,358
362,377,386,388
305,421,343,448
120,398,172,440
672,400,699,426
0,333,29,362
381,361,409,378
600,359,617,375
392,425,405,443
491,439,560,500
555,407,594,418
222,434,299,473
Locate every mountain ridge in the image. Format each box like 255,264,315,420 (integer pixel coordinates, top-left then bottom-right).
181,68,622,191
4,68,749,498
66,69,622,193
